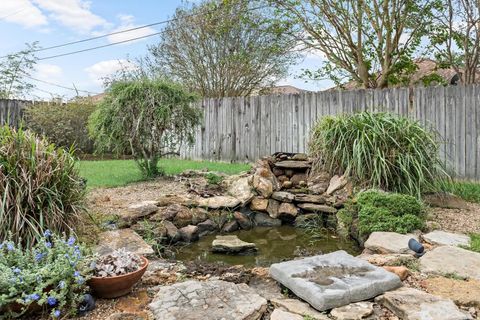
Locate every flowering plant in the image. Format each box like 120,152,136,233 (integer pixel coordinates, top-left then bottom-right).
0,231,92,319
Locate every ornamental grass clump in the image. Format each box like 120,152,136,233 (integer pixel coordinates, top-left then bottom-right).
309,112,449,197
0,126,86,246
0,231,92,319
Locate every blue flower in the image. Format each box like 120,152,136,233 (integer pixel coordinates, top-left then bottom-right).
6,243,14,251
74,271,81,277
29,293,40,301
67,237,76,246
58,281,65,289
53,309,61,318
47,296,57,306
12,267,21,274
44,230,52,237
45,242,52,248
35,252,45,262
76,276,85,284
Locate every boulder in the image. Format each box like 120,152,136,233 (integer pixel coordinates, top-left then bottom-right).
121,201,159,224
423,193,470,210
178,225,199,243
270,298,329,320
330,302,374,320
253,212,282,227
211,235,257,254
197,196,241,209
420,246,480,280
309,182,329,195
270,309,303,320
275,160,311,169
278,203,298,221
96,229,154,257
326,175,348,195
298,203,337,214
291,153,308,161
233,211,253,230
294,194,326,204
422,230,470,247
282,181,293,189
151,204,185,221
269,251,401,311
271,191,295,202
172,206,195,228
163,221,181,242
376,287,472,320
364,232,418,254
252,163,279,198
267,199,281,218
197,219,217,237
149,280,267,320
422,277,480,308
222,220,239,233
227,176,254,205
250,197,269,212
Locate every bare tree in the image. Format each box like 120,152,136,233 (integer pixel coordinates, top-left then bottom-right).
149,0,298,97
430,0,480,84
271,0,435,88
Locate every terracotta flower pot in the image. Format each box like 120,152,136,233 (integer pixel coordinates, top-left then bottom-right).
88,256,149,299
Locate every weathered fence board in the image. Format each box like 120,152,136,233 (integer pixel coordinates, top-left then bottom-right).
181,85,480,181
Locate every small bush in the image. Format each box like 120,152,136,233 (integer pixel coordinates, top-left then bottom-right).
205,172,223,185
0,231,91,319
24,102,97,154
338,190,425,239
310,112,449,197
0,126,85,245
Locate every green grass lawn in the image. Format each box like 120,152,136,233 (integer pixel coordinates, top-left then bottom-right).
78,159,251,188
443,181,480,204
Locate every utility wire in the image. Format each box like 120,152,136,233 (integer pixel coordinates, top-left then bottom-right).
25,74,100,95
0,7,28,20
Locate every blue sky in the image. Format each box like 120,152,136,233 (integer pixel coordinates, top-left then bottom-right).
0,0,332,100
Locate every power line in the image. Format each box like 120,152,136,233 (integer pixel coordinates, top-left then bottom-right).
25,75,100,95
0,7,28,21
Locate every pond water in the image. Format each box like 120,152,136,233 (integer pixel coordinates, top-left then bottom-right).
174,226,360,267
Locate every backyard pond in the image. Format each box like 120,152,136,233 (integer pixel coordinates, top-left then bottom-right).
174,226,360,267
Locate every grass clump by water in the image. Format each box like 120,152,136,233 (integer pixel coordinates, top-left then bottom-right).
0,126,85,246
78,159,250,188
338,190,426,240
310,112,448,197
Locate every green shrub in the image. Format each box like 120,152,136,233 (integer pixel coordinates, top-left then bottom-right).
0,231,91,318
310,112,449,197
339,190,425,239
205,172,223,185
0,126,86,246
24,102,97,154
88,79,201,178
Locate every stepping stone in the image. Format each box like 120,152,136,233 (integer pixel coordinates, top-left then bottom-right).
422,230,470,247
364,232,418,254
148,280,267,320
420,246,480,280
269,251,401,311
376,287,472,320
330,302,374,320
95,229,154,257
270,309,303,320
274,160,311,169
271,298,329,320
121,201,159,224
211,235,257,254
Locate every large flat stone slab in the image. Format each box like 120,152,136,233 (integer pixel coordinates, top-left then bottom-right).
274,160,311,169
420,246,480,280
422,230,470,247
269,251,402,311
376,287,472,320
149,280,267,320
364,232,417,254
95,229,154,257
211,235,257,254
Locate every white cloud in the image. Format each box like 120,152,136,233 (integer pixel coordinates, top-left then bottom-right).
32,0,108,33
85,59,136,85
104,14,157,44
0,0,47,28
35,63,63,80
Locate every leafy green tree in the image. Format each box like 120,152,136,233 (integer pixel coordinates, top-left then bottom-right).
88,79,202,177
429,0,480,84
271,0,437,88
0,42,38,99
149,0,298,97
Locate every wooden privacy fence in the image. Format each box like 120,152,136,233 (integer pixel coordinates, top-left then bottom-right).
181,85,480,181
0,99,29,128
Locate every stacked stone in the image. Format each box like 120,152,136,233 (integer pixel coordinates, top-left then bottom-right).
250,152,351,228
